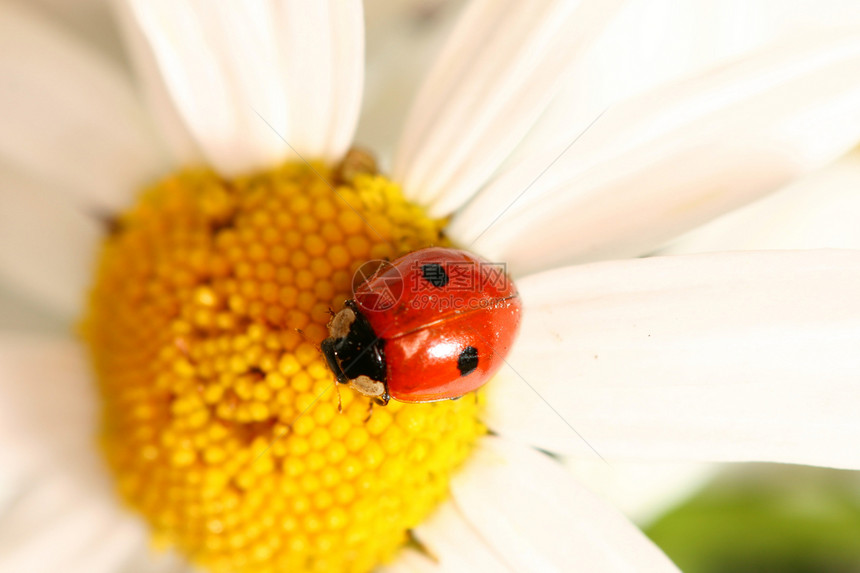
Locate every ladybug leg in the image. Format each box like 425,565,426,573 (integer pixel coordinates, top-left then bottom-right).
320,338,348,385
364,392,389,421
296,328,325,354
295,328,320,350
363,392,391,421
334,383,343,414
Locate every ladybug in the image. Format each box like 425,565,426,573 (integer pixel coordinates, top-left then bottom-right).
321,247,522,404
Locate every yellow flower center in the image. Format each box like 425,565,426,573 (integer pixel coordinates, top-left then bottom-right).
83,157,485,573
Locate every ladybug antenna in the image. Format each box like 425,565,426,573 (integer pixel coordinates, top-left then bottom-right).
295,328,323,352
334,382,343,414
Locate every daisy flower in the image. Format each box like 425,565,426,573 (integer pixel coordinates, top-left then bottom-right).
2,1,860,572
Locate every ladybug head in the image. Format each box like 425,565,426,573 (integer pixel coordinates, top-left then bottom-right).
321,300,389,403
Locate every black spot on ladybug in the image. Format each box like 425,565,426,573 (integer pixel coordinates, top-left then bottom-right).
457,346,479,376
421,263,449,287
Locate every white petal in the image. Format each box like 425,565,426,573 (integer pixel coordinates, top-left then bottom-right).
276,0,365,161
484,251,860,469
450,30,860,276
563,459,716,526
392,0,623,216
0,468,175,573
0,336,96,472
450,437,679,572
0,335,176,573
0,169,101,319
67,520,151,573
124,0,363,174
22,0,126,62
113,0,202,165
0,477,143,573
0,2,167,212
377,549,441,573
505,0,860,168
664,150,860,253
357,0,463,164
410,501,511,572
120,549,192,573
124,0,286,174
0,281,67,333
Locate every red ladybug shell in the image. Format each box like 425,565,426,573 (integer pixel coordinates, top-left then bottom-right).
353,247,522,402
